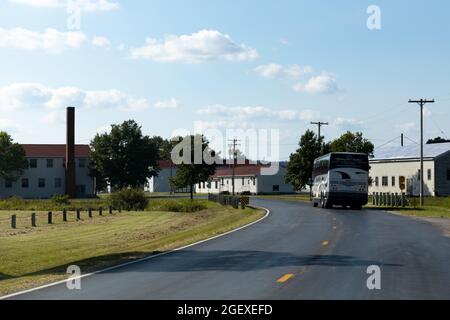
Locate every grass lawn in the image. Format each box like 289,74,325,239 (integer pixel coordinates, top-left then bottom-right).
0,201,264,296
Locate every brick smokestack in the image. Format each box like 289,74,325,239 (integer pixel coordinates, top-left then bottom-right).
65,107,76,198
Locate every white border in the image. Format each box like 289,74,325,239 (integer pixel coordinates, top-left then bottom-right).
0,206,270,300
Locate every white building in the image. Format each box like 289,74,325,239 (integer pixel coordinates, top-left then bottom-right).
369,143,450,196
196,162,294,195
0,107,95,199
145,161,191,193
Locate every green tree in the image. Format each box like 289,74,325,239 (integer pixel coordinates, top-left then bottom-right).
285,130,328,191
427,137,450,144
89,120,159,191
330,131,374,156
169,135,217,199
0,131,28,183
149,136,175,161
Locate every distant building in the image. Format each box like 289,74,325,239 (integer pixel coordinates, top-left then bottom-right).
0,108,95,199
196,162,294,195
369,142,450,196
145,160,190,193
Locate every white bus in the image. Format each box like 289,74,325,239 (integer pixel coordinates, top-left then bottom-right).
312,152,369,210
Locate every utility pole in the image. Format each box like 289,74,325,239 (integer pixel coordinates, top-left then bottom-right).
408,99,435,206
228,138,241,196
311,121,329,141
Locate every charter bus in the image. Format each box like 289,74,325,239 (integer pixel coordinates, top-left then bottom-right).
312,152,369,210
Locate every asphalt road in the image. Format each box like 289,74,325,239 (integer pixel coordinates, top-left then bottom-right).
6,199,450,300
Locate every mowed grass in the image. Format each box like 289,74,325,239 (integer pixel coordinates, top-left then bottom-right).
0,202,264,296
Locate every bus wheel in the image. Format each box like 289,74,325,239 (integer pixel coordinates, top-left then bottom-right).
325,202,332,209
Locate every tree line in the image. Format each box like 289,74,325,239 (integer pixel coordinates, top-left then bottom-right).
285,130,374,191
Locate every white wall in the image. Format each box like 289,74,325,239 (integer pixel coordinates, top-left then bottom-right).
257,164,294,194
369,160,435,196
0,157,94,199
197,176,258,194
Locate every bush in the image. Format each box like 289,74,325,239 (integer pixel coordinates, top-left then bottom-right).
240,191,252,196
220,191,231,195
108,188,149,211
51,195,71,205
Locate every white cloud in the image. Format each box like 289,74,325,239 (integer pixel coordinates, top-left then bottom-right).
154,98,180,109
0,82,150,112
333,117,365,130
130,29,258,63
0,27,86,54
293,73,339,94
397,122,417,131
254,64,312,79
194,120,255,131
92,36,111,47
0,118,22,132
197,104,319,122
8,0,119,12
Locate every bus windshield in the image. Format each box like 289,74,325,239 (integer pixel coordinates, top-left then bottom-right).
330,154,369,171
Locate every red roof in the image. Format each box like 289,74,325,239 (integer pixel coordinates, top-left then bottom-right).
157,160,175,169
212,165,265,178
21,144,91,158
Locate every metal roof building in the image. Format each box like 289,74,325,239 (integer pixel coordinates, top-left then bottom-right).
369,143,450,196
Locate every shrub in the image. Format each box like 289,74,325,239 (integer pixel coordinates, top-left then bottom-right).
220,191,231,195
108,188,149,211
51,195,71,205
240,191,252,196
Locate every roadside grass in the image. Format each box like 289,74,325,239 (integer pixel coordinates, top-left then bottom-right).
253,194,311,203
254,194,450,219
0,202,264,296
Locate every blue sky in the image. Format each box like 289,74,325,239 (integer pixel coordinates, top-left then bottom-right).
0,0,449,160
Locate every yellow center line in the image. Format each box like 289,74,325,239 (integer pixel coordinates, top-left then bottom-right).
322,240,329,246
277,274,295,283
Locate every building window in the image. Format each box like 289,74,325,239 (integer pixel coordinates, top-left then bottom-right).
5,180,12,188
47,159,54,168
392,176,396,187
22,178,29,188
375,177,379,187
418,169,421,181
79,158,86,168
382,176,388,187
273,185,280,192
215,181,218,189
55,178,62,188
29,159,37,168
253,177,256,186
38,178,45,188
242,177,245,185
427,169,432,181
